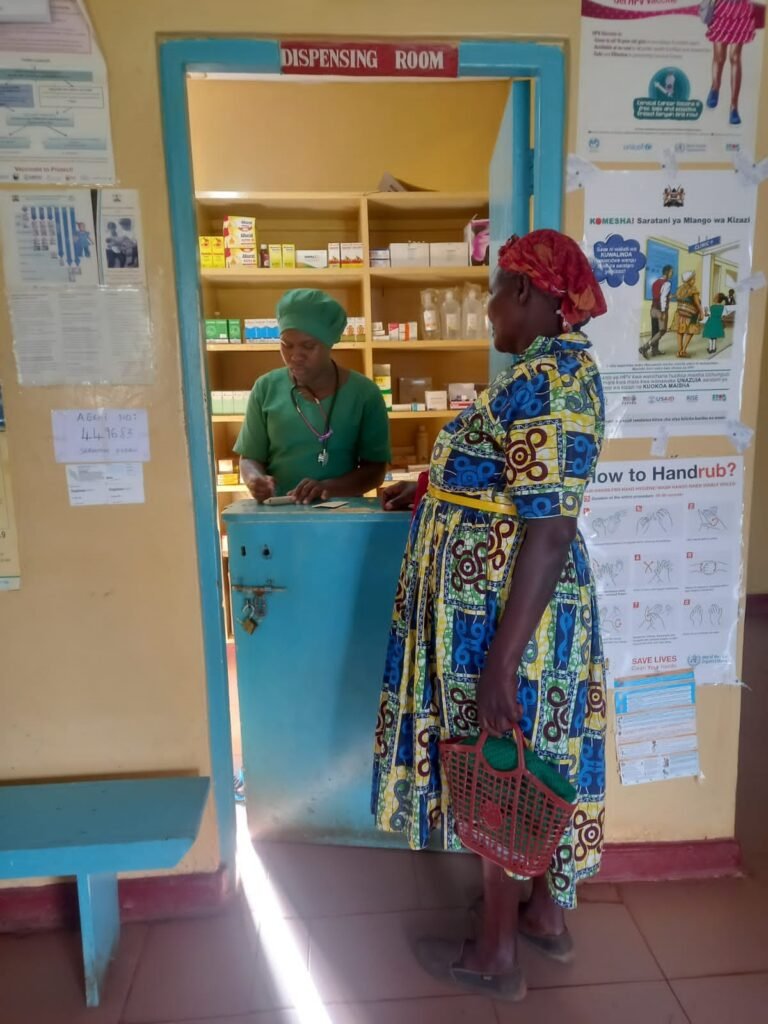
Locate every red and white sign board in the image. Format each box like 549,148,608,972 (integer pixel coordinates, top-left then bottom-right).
280,41,458,78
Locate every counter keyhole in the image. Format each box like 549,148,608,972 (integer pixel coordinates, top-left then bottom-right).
261,545,272,559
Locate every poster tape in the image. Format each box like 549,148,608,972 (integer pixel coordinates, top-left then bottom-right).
650,425,670,457
661,148,679,177
735,271,767,294
725,419,754,453
732,152,768,186
566,154,600,192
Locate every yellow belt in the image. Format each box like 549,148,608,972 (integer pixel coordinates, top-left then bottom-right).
427,484,516,517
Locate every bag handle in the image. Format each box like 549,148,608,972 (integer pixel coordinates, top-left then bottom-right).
475,722,527,773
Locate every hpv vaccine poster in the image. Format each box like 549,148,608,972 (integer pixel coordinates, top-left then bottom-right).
578,1,766,163
583,171,756,437
580,456,744,687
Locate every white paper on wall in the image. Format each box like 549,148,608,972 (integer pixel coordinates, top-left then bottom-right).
52,408,150,463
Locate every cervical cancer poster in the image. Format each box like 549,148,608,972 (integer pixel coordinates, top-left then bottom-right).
578,1,766,162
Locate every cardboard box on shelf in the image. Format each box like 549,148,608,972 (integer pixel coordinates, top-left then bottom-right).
369,248,390,267
199,236,212,254
327,242,341,269
227,319,242,343
296,249,329,269
223,215,257,248
429,241,469,267
205,319,229,342
465,217,490,266
282,243,296,269
268,244,283,269
399,376,433,405
448,383,477,409
389,242,430,268
340,242,364,268
425,389,449,411
225,247,259,268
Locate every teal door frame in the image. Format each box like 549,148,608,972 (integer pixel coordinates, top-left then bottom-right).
158,37,566,870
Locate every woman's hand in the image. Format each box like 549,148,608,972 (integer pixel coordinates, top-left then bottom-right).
476,663,523,736
246,474,275,503
289,478,328,504
380,480,417,511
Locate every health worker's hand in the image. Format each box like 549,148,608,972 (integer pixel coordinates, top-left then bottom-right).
289,479,328,505
247,475,275,503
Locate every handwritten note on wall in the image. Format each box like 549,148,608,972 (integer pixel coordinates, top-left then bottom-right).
51,408,150,464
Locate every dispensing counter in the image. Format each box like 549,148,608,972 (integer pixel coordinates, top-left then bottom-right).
223,499,411,845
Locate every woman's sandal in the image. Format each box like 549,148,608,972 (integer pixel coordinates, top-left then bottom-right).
414,938,527,1003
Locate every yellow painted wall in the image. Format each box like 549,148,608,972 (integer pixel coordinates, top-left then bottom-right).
0,0,765,884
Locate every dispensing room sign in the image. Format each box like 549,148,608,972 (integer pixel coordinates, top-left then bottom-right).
280,41,459,78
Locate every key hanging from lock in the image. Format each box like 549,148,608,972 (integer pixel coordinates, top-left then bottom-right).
238,599,258,635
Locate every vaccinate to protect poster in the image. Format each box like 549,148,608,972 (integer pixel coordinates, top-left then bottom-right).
584,171,756,438
578,1,766,163
580,457,744,687
0,0,114,184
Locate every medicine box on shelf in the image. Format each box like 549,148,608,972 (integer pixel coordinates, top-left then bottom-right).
389,242,430,268
429,242,469,267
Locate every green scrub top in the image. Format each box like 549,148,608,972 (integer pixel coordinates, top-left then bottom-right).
233,367,392,495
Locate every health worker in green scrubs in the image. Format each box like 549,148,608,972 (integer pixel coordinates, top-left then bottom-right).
234,289,391,503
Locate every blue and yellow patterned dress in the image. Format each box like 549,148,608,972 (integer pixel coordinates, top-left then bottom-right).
371,333,606,909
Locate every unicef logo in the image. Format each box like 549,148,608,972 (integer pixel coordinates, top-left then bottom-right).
589,137,601,151
688,654,701,667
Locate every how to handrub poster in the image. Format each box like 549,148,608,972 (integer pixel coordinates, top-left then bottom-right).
578,1,766,163
580,456,744,687
583,171,756,437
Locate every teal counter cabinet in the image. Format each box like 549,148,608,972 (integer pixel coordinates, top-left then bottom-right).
223,499,411,846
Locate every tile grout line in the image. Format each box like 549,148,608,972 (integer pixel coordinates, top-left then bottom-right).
117,923,153,1024
618,891,693,1024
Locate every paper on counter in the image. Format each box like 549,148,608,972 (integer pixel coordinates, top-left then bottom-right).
65,462,144,506
52,408,150,463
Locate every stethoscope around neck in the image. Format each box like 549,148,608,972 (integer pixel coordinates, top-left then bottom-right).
290,359,339,466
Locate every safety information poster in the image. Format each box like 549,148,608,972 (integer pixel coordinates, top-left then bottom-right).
578,1,766,163
65,462,145,506
0,384,21,591
584,171,756,437
0,189,98,287
613,670,700,785
0,0,114,184
581,456,744,686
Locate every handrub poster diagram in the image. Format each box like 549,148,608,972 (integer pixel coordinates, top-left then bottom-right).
584,171,756,437
580,456,744,687
578,1,766,163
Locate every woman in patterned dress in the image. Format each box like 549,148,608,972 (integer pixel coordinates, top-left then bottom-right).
705,0,759,126
371,230,608,1001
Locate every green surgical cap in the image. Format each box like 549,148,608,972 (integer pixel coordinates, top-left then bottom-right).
276,289,347,347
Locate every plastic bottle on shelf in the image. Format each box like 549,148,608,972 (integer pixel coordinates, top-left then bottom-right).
462,285,484,340
482,291,491,340
441,289,461,341
420,289,440,340
415,425,430,464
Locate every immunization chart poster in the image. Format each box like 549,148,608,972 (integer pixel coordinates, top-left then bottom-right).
584,171,756,437
578,1,766,163
0,189,97,287
0,0,114,184
580,456,744,687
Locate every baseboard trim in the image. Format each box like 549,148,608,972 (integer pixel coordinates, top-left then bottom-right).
0,865,234,933
599,838,742,883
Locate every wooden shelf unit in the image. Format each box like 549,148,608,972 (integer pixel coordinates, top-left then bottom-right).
201,189,491,635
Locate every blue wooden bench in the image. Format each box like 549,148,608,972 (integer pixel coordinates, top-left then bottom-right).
0,776,210,1007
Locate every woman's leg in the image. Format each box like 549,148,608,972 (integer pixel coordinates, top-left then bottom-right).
458,859,524,973
520,874,566,937
709,42,727,104
677,331,686,356
681,332,694,355
730,44,743,112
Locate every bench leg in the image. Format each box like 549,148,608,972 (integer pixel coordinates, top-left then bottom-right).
76,872,120,1008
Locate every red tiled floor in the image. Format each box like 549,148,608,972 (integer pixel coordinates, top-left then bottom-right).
672,973,768,1024
2,604,767,1023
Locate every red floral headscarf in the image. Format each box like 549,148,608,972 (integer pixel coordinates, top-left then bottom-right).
497,229,607,330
